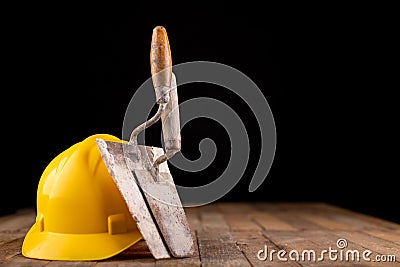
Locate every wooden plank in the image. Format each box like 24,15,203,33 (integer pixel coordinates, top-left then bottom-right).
335,231,400,263
262,230,375,266
230,230,300,266
0,237,25,264
299,203,400,232
1,203,399,266
45,261,97,266
96,258,156,267
223,214,260,231
363,229,400,244
273,203,372,230
106,240,154,260
261,230,324,267
254,203,324,230
185,208,201,231
196,204,217,213
251,211,297,231
275,213,326,231
0,210,36,233
326,213,390,231
293,209,357,231
261,230,394,266
100,257,208,267
199,202,246,265
307,203,400,231
294,230,383,266
197,230,251,267
257,202,400,231
217,203,261,231
253,202,284,212
0,233,26,246
262,230,317,251
216,202,258,214
198,206,229,231
95,240,156,266
155,257,200,267
342,212,400,231
254,202,331,214
97,234,196,267
0,254,49,267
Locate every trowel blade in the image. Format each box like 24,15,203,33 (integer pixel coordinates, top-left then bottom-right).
133,145,198,258
96,139,170,259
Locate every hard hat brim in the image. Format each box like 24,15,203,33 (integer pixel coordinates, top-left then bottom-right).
22,223,143,261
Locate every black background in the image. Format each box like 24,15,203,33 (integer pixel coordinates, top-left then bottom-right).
2,4,398,223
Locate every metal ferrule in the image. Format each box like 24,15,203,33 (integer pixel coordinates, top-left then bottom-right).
155,86,171,104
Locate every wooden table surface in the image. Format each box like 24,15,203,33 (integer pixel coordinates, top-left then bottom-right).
0,202,399,266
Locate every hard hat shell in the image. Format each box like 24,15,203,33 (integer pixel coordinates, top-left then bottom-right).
22,134,142,261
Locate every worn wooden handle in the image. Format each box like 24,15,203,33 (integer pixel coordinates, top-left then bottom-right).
161,73,181,156
150,27,181,160
151,26,172,92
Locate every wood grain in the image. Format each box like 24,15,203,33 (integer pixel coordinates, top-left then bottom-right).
230,230,300,266
0,253,49,267
197,230,250,267
150,26,172,91
363,229,400,243
0,237,25,264
0,209,35,234
217,203,261,231
1,202,399,266
252,211,298,231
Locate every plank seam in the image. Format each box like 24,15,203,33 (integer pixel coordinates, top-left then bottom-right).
233,241,253,266
195,230,203,267
250,217,265,231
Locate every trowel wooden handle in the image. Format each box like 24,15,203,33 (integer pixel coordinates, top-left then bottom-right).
161,73,181,157
151,26,172,102
149,27,181,161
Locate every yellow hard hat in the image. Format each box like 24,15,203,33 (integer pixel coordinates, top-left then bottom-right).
22,134,142,261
